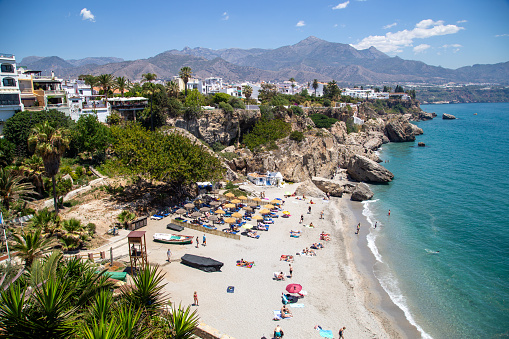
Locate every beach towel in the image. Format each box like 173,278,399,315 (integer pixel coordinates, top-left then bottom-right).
319,330,333,338
227,286,234,293
289,303,305,308
273,310,289,320
236,260,254,268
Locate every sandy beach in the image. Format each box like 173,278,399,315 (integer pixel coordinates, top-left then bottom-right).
138,183,414,338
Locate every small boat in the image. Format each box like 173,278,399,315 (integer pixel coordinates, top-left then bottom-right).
474,113,477,115
153,233,193,244
166,223,184,232
181,254,224,272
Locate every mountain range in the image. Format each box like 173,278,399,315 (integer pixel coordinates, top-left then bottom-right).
19,36,509,85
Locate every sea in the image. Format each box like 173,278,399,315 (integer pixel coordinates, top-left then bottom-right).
362,103,509,338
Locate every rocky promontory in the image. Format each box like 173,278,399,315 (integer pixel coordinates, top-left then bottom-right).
347,154,394,183
442,113,457,120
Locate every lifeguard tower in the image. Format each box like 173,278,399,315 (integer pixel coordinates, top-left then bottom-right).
127,231,148,273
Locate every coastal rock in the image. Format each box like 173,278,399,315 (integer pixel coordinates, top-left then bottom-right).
347,154,394,183
385,118,418,142
442,113,457,120
419,112,435,120
311,177,343,197
350,183,374,201
418,142,425,147
294,180,326,198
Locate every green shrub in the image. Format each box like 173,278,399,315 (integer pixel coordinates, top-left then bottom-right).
213,93,231,104
220,152,239,161
270,94,289,107
60,165,73,176
323,99,331,107
75,166,84,178
219,102,234,113
243,119,291,152
289,131,305,142
225,181,238,190
290,105,304,116
0,138,15,166
107,111,122,125
229,97,245,109
211,141,226,152
346,117,361,134
309,114,338,129
259,105,274,120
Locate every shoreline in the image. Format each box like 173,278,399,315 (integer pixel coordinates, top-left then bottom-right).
137,183,419,338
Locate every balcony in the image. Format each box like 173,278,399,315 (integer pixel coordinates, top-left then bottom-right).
0,53,14,59
44,90,66,96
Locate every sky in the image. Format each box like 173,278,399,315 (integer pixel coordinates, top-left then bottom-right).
2,0,509,69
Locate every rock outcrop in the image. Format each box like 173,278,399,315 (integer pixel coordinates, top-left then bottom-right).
294,180,326,198
384,117,423,142
351,183,374,201
418,142,425,147
347,154,394,183
442,113,456,120
311,177,343,197
419,112,436,120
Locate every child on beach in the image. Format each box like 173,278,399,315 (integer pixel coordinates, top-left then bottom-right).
193,291,199,306
320,210,324,219
289,264,293,278
203,234,206,246
196,236,199,248
356,223,360,234
308,206,312,214
300,215,304,223
167,248,171,262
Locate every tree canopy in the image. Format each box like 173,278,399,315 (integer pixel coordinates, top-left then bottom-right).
71,114,112,157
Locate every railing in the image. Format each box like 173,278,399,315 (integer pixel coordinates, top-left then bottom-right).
83,104,107,108
44,90,66,96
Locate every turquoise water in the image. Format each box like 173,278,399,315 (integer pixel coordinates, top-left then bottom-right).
363,103,509,338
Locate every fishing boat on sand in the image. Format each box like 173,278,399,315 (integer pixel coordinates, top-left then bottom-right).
153,233,193,244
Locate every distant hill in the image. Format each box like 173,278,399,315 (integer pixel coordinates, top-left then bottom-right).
21,37,509,84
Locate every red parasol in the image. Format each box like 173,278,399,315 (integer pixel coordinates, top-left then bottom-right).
286,283,302,294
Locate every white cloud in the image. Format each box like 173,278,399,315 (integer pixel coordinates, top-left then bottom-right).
333,24,338,28
413,44,431,54
457,20,467,24
222,12,229,20
351,19,464,53
495,33,509,37
296,21,306,27
383,22,397,29
80,8,95,22
442,44,462,53
333,1,350,10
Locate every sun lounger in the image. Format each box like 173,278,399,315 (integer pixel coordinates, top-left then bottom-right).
150,215,163,220
247,232,260,239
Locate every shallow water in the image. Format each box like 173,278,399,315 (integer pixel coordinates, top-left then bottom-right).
363,103,509,338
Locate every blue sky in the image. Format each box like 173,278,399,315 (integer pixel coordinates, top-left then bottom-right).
2,0,508,69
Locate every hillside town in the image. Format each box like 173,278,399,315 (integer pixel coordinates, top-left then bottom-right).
0,53,412,132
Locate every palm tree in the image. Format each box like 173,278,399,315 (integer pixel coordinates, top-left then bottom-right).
141,73,158,131
28,121,71,214
289,77,296,95
178,67,192,97
20,154,45,196
115,76,128,97
0,167,35,211
58,218,88,251
117,210,136,229
166,80,180,98
312,79,319,97
11,228,52,268
84,75,98,97
96,74,114,102
243,85,253,105
29,208,60,235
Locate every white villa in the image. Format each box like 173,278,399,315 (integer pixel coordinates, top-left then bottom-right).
0,53,23,134
247,172,284,186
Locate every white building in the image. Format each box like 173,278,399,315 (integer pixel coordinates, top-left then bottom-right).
247,171,284,186
0,53,23,134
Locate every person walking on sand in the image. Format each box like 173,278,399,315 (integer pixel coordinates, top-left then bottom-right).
300,214,304,224
308,206,311,214
203,234,206,246
374,222,377,229
193,291,199,306
356,223,360,234
289,264,293,278
320,210,324,219
167,248,171,262
339,326,346,338
196,236,199,248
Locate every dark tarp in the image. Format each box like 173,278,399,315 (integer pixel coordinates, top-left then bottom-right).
166,223,184,232
181,254,224,272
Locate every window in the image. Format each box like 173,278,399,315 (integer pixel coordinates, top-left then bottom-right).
0,94,20,105
2,77,15,87
1,64,14,73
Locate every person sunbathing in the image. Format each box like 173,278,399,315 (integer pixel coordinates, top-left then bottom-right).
277,272,286,280
281,305,293,318
309,222,314,227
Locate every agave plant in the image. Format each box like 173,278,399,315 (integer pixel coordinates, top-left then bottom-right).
121,264,168,314
11,228,53,268
117,210,136,229
58,218,88,251
165,303,200,339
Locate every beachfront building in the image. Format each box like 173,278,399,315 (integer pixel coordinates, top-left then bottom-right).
0,53,23,134
202,77,223,95
108,97,148,121
247,171,284,187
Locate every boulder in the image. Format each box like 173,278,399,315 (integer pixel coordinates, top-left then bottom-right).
351,183,374,201
385,119,416,142
347,154,394,183
442,113,456,120
418,142,425,147
419,112,435,120
294,180,326,198
311,177,343,197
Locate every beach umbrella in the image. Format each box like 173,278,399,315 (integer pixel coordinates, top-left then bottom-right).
225,217,237,224
190,211,202,218
252,215,264,220
184,203,195,209
231,212,243,218
286,283,302,294
176,208,187,214
248,202,258,207
285,191,291,196
199,207,211,212
252,197,262,202
225,192,235,198
282,211,290,215
242,224,254,229
243,206,253,212
215,209,226,214
231,199,241,204
259,209,270,215
210,201,220,206
238,196,247,200
264,204,274,209
208,215,219,221
270,200,280,204
225,203,236,209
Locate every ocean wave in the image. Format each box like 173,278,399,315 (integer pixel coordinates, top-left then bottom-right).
362,200,383,263
375,265,433,339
